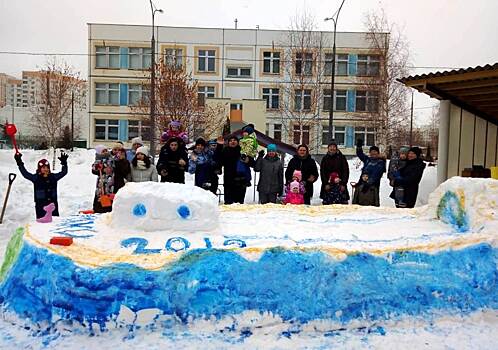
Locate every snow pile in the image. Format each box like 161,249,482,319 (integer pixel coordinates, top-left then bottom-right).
111,182,219,232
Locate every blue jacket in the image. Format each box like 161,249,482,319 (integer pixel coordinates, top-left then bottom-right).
189,149,215,187
18,163,67,204
356,147,386,187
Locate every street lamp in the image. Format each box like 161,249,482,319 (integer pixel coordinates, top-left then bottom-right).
324,0,346,145
149,0,163,159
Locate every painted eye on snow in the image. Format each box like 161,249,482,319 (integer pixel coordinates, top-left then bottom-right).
132,203,147,217
176,204,191,219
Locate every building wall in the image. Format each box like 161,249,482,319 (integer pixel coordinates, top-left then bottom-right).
444,103,497,179
88,24,386,153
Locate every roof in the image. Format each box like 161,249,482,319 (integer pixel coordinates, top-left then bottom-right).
398,63,498,125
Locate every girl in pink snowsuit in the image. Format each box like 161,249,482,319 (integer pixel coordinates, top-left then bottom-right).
161,120,189,145
283,170,305,205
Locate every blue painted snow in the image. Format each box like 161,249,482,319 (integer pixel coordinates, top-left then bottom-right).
176,205,191,219
0,243,496,328
132,203,147,217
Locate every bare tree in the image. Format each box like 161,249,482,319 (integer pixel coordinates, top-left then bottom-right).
132,58,227,144
30,58,86,163
361,9,411,151
278,11,326,151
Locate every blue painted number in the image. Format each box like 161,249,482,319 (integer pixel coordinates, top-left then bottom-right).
121,237,161,254
166,237,191,252
223,239,247,248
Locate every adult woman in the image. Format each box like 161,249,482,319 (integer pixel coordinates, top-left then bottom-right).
285,144,319,205
156,137,188,183
319,141,349,203
392,147,426,208
111,142,131,193
128,146,158,182
254,144,283,204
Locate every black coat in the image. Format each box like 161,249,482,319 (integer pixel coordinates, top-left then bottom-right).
216,144,251,187
113,158,131,193
319,151,349,198
156,145,188,183
285,155,319,197
393,158,426,208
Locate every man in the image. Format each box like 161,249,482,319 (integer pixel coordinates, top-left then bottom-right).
126,137,143,162
285,144,319,205
392,147,426,208
319,142,349,202
356,138,386,205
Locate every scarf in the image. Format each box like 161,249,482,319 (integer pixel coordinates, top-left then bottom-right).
136,160,147,170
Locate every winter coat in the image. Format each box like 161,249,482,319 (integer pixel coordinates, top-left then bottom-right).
319,151,349,199
254,155,283,195
216,144,254,187
352,183,379,207
126,149,136,163
128,163,159,182
356,147,386,188
285,154,319,197
17,161,67,217
113,156,131,193
164,130,189,145
323,183,348,205
283,182,305,205
156,145,188,183
239,133,258,158
393,157,426,208
387,157,407,182
188,148,215,188
92,155,115,196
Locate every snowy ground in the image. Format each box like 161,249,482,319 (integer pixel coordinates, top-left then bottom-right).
0,148,495,350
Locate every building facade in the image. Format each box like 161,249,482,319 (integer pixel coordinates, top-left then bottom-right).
88,24,386,154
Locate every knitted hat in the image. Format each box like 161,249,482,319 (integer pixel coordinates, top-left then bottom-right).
399,146,409,154
292,170,302,182
207,139,217,146
409,146,422,158
37,159,50,173
169,120,181,128
131,137,143,146
242,124,255,134
369,145,380,153
136,146,149,157
160,132,169,142
290,180,300,192
267,143,277,152
94,145,107,155
195,138,206,147
228,135,239,143
112,142,124,151
329,172,339,183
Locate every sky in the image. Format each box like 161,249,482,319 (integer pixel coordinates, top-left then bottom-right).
1,0,498,124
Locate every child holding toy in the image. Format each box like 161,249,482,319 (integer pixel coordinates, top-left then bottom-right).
283,170,305,205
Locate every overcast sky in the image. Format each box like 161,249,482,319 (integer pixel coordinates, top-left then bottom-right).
1,0,498,124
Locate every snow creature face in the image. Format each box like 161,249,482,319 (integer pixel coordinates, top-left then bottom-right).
111,182,219,232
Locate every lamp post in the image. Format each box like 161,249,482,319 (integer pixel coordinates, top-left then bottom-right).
324,0,346,144
149,0,163,159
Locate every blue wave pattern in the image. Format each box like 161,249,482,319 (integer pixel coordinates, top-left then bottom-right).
0,243,496,328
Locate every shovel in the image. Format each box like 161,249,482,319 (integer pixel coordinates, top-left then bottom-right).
0,173,17,224
5,123,20,155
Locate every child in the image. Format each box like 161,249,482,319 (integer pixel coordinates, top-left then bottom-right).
238,124,258,185
14,151,68,219
352,172,379,207
92,145,115,213
188,138,216,191
283,170,305,205
161,120,189,147
323,172,348,205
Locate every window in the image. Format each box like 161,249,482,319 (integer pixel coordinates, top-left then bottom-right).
226,67,251,78
335,90,347,111
129,48,152,69
128,120,151,141
96,46,120,69
263,51,280,74
128,84,149,105
323,89,332,111
322,126,345,146
262,88,279,109
324,53,348,76
273,124,282,141
198,49,216,72
95,83,119,105
357,55,380,76
354,127,375,146
230,103,243,110
294,89,312,111
356,90,378,112
293,124,310,145
164,48,183,69
95,119,119,140
197,86,215,106
295,52,313,75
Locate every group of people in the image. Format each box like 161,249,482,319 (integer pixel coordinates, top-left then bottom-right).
13,118,426,220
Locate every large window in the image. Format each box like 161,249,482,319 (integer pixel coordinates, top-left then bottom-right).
128,120,151,141
164,48,183,69
356,90,379,112
128,84,149,105
263,51,280,74
95,46,120,69
295,52,313,75
324,53,348,76
293,124,310,145
226,67,251,78
323,89,347,112
262,88,279,109
322,126,345,146
273,123,282,141
95,119,119,140
198,50,216,72
95,83,119,105
197,86,215,106
294,89,312,111
129,48,152,69
355,127,375,146
357,55,380,76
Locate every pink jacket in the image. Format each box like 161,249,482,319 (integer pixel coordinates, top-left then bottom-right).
284,192,305,205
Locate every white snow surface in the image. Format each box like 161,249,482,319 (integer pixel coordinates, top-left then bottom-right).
0,149,496,349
